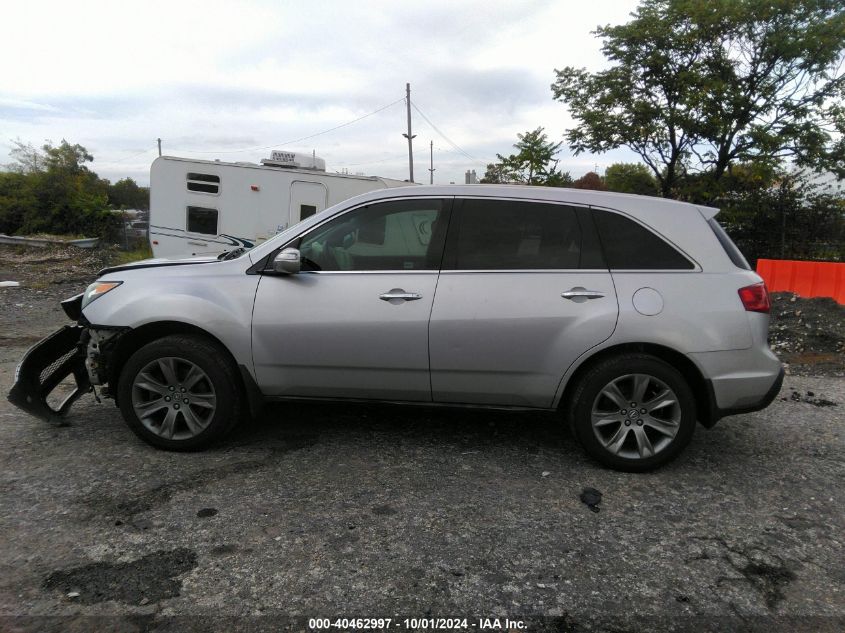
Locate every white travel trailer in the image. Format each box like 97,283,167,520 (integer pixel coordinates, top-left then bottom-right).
149,152,411,258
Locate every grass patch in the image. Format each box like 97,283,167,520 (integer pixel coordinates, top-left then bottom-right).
110,244,153,266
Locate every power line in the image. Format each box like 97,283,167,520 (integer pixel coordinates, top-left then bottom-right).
170,97,406,155
103,148,155,164
410,101,485,165
433,145,487,161
332,152,408,168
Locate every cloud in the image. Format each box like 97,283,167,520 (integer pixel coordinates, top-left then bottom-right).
0,0,641,185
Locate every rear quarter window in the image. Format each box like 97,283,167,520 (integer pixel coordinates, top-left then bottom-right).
707,217,751,270
592,210,694,270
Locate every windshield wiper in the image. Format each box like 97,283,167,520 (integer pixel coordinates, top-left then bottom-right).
218,247,246,261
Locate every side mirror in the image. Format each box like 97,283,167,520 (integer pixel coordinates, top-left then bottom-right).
272,247,301,274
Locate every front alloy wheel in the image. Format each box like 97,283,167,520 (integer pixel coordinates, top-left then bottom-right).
131,357,217,440
118,334,243,451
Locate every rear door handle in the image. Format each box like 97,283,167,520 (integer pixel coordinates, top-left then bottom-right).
561,287,605,301
380,290,422,302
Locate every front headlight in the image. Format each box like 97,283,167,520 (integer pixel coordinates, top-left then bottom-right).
82,281,122,309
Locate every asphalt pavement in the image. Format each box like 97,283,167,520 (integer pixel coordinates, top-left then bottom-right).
0,334,843,632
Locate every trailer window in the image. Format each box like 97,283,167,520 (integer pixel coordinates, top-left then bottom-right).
300,204,317,220
187,206,218,235
187,173,220,194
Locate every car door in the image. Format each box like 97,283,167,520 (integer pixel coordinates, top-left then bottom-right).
428,198,618,408
252,197,450,401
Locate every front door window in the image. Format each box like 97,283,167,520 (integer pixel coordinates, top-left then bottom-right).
298,199,447,272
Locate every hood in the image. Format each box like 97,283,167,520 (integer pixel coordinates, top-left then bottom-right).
98,255,220,277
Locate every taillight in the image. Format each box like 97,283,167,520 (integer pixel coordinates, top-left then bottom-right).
738,282,770,313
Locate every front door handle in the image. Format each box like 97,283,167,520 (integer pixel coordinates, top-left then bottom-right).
380,289,422,302
561,287,605,301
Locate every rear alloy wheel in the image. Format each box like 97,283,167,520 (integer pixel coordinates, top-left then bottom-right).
118,335,242,450
590,373,681,460
569,354,696,471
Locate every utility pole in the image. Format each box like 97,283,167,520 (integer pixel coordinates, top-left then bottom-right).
428,140,435,184
157,138,162,157
402,83,416,182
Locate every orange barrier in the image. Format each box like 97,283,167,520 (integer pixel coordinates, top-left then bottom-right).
756,259,845,304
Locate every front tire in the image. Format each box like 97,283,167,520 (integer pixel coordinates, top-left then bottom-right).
117,335,243,450
568,353,696,472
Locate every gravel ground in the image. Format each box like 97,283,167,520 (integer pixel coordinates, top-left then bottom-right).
769,293,845,377
1,245,844,631
0,244,116,344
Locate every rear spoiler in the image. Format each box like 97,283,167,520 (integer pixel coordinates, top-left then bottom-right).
696,205,719,220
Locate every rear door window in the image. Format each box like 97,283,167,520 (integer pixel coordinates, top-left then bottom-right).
445,199,587,270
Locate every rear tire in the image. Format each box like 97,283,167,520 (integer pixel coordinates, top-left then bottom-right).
567,353,696,472
117,334,243,451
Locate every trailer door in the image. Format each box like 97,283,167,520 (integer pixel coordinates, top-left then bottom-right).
290,180,328,226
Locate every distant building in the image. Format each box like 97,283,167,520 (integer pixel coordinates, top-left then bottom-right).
464,169,478,184
803,170,844,195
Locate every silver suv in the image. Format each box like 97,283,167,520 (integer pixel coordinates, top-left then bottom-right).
9,186,783,471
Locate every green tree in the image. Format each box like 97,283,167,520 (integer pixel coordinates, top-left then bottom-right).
674,161,780,203
544,170,574,188
714,171,845,264
551,0,845,197
108,177,150,210
479,163,506,184
604,163,658,195
1,139,119,239
486,127,570,186
0,171,37,234
42,140,95,174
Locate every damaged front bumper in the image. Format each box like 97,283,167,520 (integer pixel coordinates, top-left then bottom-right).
7,325,92,424
7,293,126,424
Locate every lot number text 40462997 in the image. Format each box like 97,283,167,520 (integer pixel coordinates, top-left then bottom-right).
308,618,527,630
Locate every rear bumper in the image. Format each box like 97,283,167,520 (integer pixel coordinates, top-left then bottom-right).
7,325,91,423
706,365,784,424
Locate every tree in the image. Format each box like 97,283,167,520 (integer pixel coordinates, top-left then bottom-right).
0,171,37,234
714,170,845,264
42,140,95,174
484,127,570,186
0,139,118,239
604,163,658,195
4,139,45,174
479,163,506,184
544,170,574,188
552,0,845,196
674,161,780,203
108,177,150,210
572,171,606,191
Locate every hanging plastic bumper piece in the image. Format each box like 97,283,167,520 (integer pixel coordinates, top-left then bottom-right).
7,325,91,425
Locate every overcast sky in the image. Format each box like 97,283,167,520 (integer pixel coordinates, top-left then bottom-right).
0,0,641,186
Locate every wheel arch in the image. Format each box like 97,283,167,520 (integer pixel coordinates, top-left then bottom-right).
105,321,259,415
557,342,715,427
